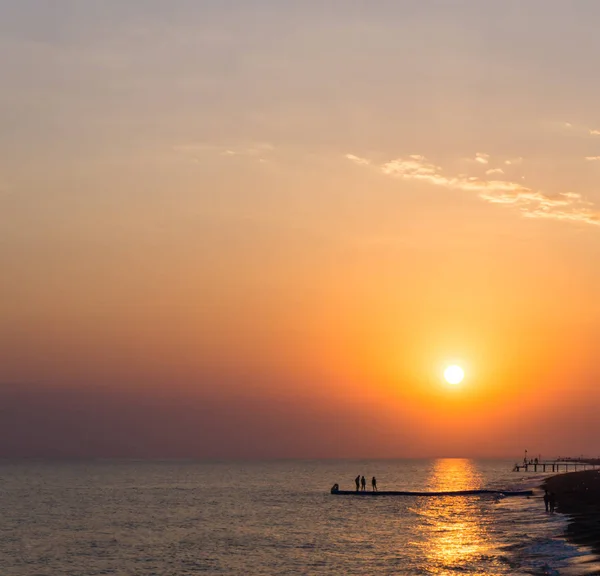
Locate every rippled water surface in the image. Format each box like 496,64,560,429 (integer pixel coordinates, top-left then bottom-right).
0,459,597,575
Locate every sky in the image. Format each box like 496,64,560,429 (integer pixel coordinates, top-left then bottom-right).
1,0,600,459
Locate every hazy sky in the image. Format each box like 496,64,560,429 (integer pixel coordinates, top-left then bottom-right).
2,1,600,458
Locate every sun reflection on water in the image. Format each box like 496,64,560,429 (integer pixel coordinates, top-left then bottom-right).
412,459,495,574
428,458,482,492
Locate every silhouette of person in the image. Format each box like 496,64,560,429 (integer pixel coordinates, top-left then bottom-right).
549,492,556,513
543,489,550,512
355,475,360,492
361,476,366,491
372,476,377,492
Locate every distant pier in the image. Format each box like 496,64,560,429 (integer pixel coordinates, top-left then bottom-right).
513,459,600,473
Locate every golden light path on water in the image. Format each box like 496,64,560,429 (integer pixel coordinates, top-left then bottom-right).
412,459,493,573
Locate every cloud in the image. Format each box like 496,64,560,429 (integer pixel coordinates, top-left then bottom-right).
475,153,490,165
173,142,274,163
346,153,599,227
345,154,371,166
585,156,600,161
505,157,523,166
552,121,600,139
486,168,504,175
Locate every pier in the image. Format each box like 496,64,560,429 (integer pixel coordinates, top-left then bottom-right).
330,486,533,497
513,458,600,473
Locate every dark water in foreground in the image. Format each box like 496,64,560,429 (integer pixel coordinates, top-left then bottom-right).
0,459,598,575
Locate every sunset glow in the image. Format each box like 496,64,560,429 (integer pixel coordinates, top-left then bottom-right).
1,1,600,459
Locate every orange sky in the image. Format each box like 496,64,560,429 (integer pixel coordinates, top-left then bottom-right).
1,1,600,458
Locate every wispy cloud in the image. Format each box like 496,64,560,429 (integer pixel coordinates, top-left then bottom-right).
557,122,600,138
504,157,523,166
585,156,600,161
346,153,599,227
486,168,504,175
475,153,490,165
173,142,274,163
552,121,600,139
345,154,370,166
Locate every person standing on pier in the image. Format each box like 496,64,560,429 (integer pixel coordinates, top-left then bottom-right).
361,476,366,491
371,476,377,492
355,475,360,492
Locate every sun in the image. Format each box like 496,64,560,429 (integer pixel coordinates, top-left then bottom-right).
444,365,465,385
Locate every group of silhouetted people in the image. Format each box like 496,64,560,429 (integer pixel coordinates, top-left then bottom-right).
355,475,377,492
543,489,556,513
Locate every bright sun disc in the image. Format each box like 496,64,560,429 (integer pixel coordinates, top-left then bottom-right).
444,365,464,385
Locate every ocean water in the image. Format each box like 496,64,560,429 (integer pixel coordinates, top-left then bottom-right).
0,459,598,575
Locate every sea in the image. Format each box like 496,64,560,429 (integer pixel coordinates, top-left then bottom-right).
0,459,598,575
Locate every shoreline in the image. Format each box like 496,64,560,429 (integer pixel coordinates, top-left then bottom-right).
543,470,600,554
